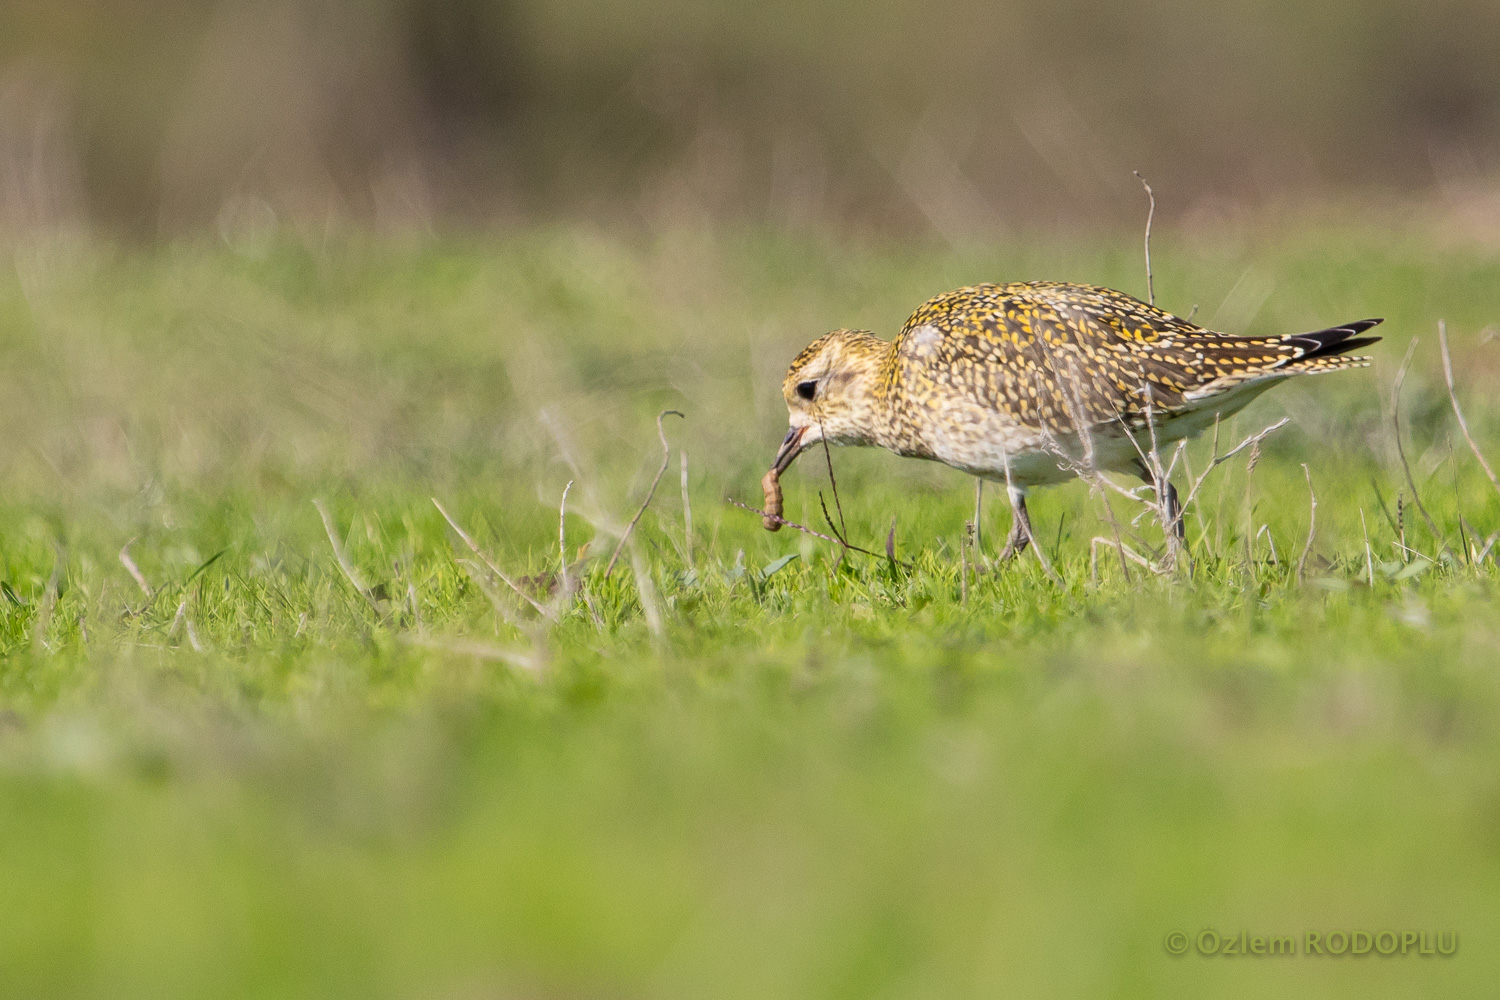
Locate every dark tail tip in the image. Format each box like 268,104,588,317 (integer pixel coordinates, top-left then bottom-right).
1284,318,1384,358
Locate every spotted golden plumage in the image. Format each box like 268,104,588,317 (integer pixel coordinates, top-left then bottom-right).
767,281,1381,556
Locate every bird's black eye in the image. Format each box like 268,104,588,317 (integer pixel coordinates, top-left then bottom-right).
796,380,817,400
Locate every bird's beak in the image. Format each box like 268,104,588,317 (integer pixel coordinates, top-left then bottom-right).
772,425,807,474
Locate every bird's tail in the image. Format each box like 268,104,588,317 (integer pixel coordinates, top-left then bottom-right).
1277,318,1383,374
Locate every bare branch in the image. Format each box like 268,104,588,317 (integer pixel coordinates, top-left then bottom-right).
604,410,685,578
1439,320,1500,501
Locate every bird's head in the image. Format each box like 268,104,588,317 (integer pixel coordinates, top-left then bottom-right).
770,329,892,475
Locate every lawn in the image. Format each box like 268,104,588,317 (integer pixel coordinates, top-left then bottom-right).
1,223,1498,999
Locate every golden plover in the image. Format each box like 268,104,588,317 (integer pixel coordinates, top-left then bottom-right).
763,281,1380,556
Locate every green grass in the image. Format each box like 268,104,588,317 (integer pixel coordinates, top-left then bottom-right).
3,225,1500,998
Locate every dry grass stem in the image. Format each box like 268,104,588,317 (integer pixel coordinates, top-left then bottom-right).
1134,170,1156,306
1090,536,1156,575
728,498,906,566
1360,508,1374,586
604,409,684,578
313,499,382,614
680,450,694,567
1256,524,1280,567
1390,337,1449,555
558,480,574,598
32,550,61,652
119,540,153,597
431,498,551,618
817,414,849,540
1178,418,1290,516
959,523,970,604
629,546,663,637
1439,320,1500,501
1297,463,1317,582
398,634,540,673
1475,530,1500,564
455,558,522,627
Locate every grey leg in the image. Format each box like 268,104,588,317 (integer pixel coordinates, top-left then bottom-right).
1135,461,1185,542
996,486,1032,562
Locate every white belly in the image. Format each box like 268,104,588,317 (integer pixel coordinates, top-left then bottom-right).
915,380,1279,489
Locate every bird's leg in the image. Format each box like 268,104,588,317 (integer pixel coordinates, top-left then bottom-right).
1163,480,1185,542
996,486,1031,562
1134,460,1185,542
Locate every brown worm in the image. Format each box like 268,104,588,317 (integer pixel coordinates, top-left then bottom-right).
761,469,783,531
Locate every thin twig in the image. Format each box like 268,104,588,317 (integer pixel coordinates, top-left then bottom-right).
313,499,381,614
1297,463,1317,582
1134,170,1156,306
558,480,574,599
728,498,908,566
817,413,848,540
432,498,551,617
604,410,685,578
1390,337,1449,554
119,539,153,597
1179,418,1291,519
1439,320,1500,501
818,492,850,572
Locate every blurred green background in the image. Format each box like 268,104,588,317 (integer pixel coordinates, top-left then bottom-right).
5,0,1500,235
5,4,1500,999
